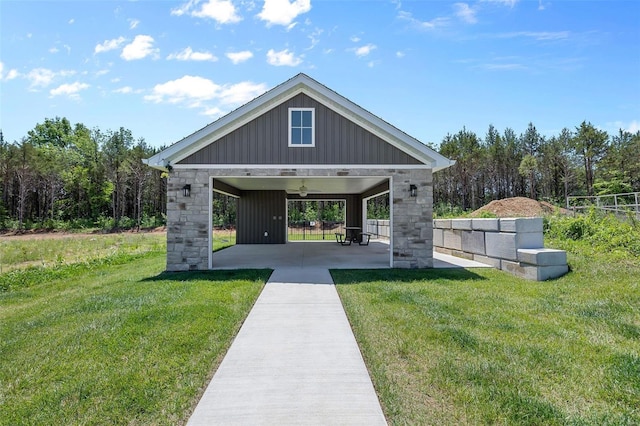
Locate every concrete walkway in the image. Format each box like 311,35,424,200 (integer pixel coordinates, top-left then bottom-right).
187,267,387,425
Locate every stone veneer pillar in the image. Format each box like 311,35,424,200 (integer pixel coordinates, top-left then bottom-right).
165,167,434,271
166,170,211,271
391,169,433,268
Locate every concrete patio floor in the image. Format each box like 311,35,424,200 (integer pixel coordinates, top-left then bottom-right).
211,240,490,269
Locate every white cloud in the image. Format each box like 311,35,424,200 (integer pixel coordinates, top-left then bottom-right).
95,36,127,54
49,82,90,99
479,62,526,71
114,86,133,94
145,75,221,104
609,120,640,134
352,44,377,57
129,19,140,29
258,0,311,27
144,75,268,118
5,69,20,80
396,51,405,58
172,0,242,24
397,10,449,30
218,81,267,105
95,69,109,76
307,28,323,50
203,107,224,117
167,47,218,61
170,0,194,16
496,31,570,41
454,3,478,24
483,0,519,7
49,47,59,54
26,68,57,88
0,62,16,81
68,18,75,24
266,48,302,66
226,50,254,64
350,36,361,43
121,35,158,60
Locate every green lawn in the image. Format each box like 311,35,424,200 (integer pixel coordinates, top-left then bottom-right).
333,250,640,425
0,249,271,425
0,232,166,273
212,231,236,251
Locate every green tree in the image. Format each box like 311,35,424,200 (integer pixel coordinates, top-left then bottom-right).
518,154,538,199
102,128,134,228
572,121,608,196
439,128,484,210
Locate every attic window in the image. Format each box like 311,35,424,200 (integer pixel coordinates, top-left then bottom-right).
289,108,315,147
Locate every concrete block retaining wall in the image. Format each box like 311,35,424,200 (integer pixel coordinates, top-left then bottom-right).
433,217,568,281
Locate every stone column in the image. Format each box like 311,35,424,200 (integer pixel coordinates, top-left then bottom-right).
392,169,433,268
166,169,210,271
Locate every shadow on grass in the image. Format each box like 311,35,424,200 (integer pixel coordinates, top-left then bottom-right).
330,267,487,284
140,269,273,283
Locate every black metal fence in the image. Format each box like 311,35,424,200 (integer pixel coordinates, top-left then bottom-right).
288,221,345,241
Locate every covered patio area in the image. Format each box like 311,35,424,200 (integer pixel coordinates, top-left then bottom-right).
211,240,489,270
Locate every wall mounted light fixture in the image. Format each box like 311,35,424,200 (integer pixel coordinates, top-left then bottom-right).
182,184,191,197
409,184,417,197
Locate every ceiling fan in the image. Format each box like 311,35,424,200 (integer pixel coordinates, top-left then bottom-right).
294,179,320,197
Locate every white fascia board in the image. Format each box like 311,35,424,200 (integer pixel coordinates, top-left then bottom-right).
171,163,431,170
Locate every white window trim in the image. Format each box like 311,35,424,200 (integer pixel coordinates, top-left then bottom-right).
288,107,315,148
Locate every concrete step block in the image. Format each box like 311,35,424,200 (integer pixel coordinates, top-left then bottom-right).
485,232,544,261
517,248,567,266
433,228,444,247
435,246,453,256
501,260,569,281
472,218,499,231
485,232,518,261
473,254,501,269
434,219,451,229
516,232,544,249
443,229,462,250
451,250,474,260
462,230,486,255
451,219,473,230
499,217,543,233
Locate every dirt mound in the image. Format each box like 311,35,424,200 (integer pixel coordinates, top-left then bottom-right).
470,197,569,217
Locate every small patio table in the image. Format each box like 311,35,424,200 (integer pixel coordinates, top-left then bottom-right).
344,226,362,244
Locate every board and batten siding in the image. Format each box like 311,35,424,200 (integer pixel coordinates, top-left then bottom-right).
236,190,287,244
178,93,423,166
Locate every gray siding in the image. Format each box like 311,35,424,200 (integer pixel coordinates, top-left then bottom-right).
179,93,423,166
237,190,287,244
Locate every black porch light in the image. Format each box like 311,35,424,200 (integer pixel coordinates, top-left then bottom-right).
409,184,417,197
182,184,191,197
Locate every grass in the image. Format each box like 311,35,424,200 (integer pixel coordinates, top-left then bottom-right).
333,243,640,424
0,243,271,425
0,232,166,273
212,230,236,252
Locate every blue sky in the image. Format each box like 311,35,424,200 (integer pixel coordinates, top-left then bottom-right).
1,0,639,149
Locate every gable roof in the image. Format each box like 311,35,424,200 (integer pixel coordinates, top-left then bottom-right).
144,73,453,171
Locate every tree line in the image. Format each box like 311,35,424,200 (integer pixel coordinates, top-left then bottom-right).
0,117,166,230
433,121,640,211
2,117,638,231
